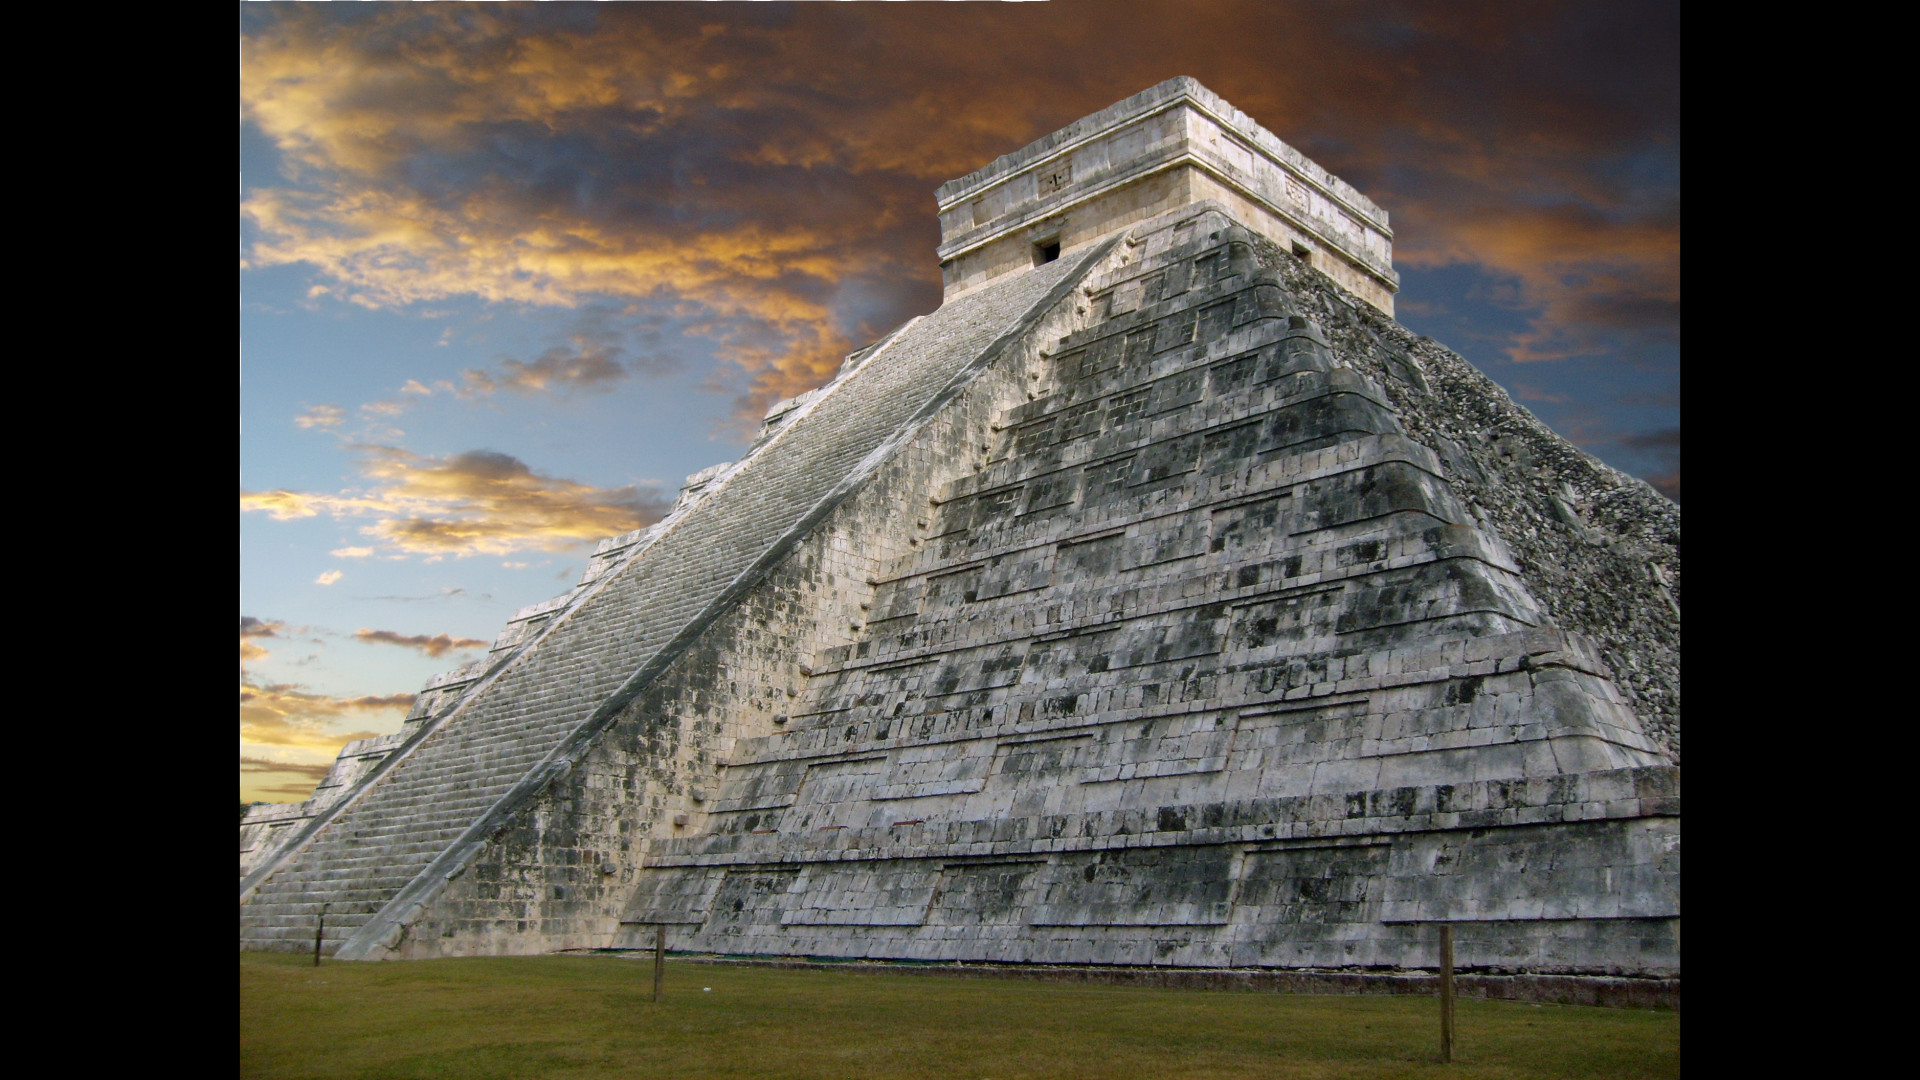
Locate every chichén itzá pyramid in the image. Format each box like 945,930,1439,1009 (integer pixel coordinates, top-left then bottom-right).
241,78,1679,1000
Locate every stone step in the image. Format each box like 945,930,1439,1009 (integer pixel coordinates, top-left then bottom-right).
252,869,422,892
255,869,422,888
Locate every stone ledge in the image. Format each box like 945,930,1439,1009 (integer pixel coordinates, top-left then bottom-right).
744,626,1609,767
650,765,1678,865
615,952,1679,1010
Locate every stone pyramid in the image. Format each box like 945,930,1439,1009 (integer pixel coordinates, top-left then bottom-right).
241,79,1678,988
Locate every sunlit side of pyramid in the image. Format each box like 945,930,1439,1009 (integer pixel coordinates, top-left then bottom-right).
241,79,1678,991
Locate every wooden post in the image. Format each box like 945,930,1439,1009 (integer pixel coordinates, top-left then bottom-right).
313,904,328,967
1438,923,1455,1064
652,924,666,1002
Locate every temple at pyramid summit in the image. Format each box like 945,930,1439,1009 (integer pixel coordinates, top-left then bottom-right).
242,79,1679,998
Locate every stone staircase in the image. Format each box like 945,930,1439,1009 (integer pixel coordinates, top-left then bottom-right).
238,696,591,951
239,244,1107,955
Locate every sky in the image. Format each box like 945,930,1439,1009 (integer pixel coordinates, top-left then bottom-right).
239,1,1679,804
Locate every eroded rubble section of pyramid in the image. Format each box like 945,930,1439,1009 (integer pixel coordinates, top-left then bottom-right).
620,208,1677,976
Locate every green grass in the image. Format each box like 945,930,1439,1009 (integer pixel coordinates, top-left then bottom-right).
241,952,1677,1079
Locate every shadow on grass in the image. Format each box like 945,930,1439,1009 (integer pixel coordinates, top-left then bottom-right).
241,952,1677,1080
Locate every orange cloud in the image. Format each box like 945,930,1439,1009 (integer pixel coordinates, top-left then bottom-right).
1395,204,1678,364
295,404,345,429
239,677,410,754
354,628,490,658
241,755,340,803
240,616,285,666
241,3,1676,419
241,756,333,782
242,446,669,557
238,610,420,799
239,8,951,421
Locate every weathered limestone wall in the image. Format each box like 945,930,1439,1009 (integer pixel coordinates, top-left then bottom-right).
1241,240,1681,761
608,207,1677,978
1186,171,1395,318
938,78,1398,314
942,168,1195,303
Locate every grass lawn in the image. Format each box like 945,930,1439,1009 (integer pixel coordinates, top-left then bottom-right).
240,952,1677,1079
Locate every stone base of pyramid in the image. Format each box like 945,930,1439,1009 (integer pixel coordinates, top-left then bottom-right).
645,955,1680,1010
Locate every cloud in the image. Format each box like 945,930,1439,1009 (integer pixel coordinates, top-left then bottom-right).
354,628,490,657
238,7,952,419
242,445,671,557
365,587,469,603
240,2,1676,420
242,490,328,519
241,755,334,782
1614,427,1679,502
1619,427,1680,452
457,306,670,398
295,404,345,429
240,616,285,665
330,546,376,558
460,347,627,398
511,348,624,392
315,569,344,585
1396,203,1678,365
239,676,412,754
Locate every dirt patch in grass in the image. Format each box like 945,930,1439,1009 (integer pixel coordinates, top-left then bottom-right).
241,952,1677,1079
